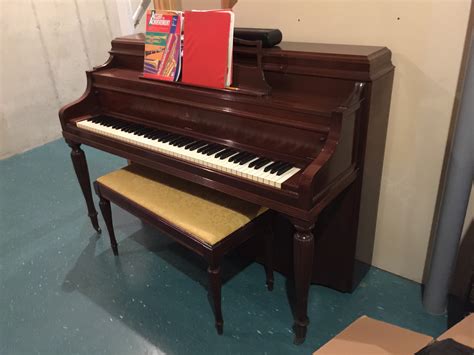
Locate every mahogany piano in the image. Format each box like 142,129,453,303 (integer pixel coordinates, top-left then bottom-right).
59,34,394,344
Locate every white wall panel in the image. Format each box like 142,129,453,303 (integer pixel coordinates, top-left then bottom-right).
0,0,123,159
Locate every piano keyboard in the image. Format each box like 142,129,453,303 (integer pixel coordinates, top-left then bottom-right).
77,117,301,189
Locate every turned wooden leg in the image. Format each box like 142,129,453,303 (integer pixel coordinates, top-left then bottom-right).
208,262,223,334
292,223,315,345
264,221,274,291
68,142,101,233
97,194,118,256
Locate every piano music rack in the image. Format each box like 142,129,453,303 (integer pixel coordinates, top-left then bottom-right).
139,38,272,97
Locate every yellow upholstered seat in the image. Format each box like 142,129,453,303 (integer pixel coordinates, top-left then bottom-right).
97,164,268,246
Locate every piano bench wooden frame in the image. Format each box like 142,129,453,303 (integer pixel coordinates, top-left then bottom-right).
93,180,275,335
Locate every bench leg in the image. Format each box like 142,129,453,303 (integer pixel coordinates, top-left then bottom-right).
98,194,118,256
264,223,274,291
208,263,223,335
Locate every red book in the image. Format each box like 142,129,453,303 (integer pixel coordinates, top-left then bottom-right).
182,10,234,89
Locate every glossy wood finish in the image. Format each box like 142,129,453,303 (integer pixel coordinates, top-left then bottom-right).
264,221,275,291
67,141,101,233
208,263,224,334
97,190,118,255
59,34,394,343
292,221,315,345
94,177,274,335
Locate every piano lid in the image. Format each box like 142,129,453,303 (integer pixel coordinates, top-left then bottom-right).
109,33,393,81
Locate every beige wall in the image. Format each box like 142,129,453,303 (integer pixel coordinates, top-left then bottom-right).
234,0,471,282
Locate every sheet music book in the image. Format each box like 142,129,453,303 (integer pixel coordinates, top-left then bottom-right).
182,10,235,89
143,10,183,81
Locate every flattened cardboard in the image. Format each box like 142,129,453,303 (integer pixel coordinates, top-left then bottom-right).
313,316,433,355
438,313,474,347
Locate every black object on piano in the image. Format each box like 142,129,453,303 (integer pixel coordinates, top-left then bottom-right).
234,28,282,48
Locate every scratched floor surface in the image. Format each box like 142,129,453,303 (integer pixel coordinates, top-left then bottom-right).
1,140,447,355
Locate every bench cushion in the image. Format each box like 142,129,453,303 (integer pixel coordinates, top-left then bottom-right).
97,164,268,246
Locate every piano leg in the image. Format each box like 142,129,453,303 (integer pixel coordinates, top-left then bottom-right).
68,142,101,233
292,221,315,344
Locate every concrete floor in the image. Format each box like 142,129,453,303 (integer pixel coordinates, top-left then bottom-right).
1,140,447,354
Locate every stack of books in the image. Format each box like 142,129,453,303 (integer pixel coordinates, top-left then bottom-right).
144,9,235,89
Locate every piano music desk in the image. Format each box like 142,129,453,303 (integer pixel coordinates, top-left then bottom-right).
93,164,275,334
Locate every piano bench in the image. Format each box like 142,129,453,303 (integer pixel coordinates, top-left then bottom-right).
93,164,274,335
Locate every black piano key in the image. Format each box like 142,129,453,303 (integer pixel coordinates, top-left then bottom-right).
188,142,208,151
236,153,253,164
118,123,134,131
180,137,195,145
215,148,232,158
169,136,185,145
229,152,249,163
111,121,125,128
144,130,158,138
220,150,238,160
201,145,217,154
248,157,265,168
104,119,121,127
239,154,257,165
158,133,173,142
143,130,160,138
184,140,199,149
253,158,272,169
125,125,141,133
169,137,187,146
209,148,225,157
100,119,114,127
168,136,185,145
97,117,110,124
135,128,154,136
234,153,254,164
177,139,195,147
186,141,203,150
90,117,100,123
200,144,219,154
276,164,293,176
206,146,224,155
151,131,169,140
228,152,247,163
197,144,213,153
161,134,179,143
124,124,141,133
264,161,281,172
269,161,287,174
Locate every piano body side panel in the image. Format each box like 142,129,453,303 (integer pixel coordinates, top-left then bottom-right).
239,70,394,292
309,110,357,203
354,70,395,271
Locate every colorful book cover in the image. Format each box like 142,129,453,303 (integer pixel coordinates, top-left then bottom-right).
144,10,182,81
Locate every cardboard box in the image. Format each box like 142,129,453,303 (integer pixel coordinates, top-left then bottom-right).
313,316,433,354
437,313,474,348
314,314,474,354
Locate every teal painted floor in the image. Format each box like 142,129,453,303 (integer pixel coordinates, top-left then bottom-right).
1,140,447,354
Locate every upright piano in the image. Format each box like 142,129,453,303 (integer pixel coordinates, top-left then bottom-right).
59,34,394,344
